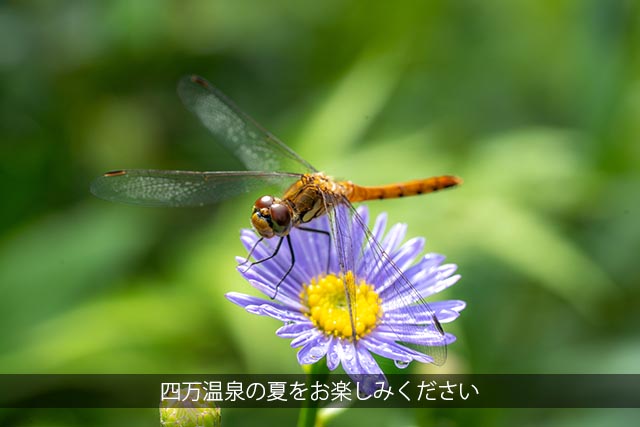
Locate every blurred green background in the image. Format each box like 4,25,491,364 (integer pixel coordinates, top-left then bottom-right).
1,0,639,425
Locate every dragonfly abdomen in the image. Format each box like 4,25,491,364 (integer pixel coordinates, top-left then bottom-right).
344,176,462,202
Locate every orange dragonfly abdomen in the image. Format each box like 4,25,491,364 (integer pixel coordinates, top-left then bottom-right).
343,175,462,202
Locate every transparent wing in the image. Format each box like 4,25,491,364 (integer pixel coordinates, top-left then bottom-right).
326,196,448,368
90,169,301,207
178,75,316,174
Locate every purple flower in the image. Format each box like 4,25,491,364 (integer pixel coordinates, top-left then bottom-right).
226,206,464,385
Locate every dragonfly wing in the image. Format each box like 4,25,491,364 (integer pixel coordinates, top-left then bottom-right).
90,170,301,207
178,75,316,174
327,197,448,368
322,200,376,377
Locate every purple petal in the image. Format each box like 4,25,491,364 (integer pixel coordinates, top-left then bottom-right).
237,260,308,309
362,334,434,364
383,299,466,324
225,292,284,311
290,328,324,348
381,307,441,325
368,237,424,290
333,340,356,373
325,338,341,370
389,237,425,270
355,205,369,223
421,253,447,268
381,264,460,307
289,226,330,279
430,300,466,323
416,272,461,298
340,341,387,395
380,223,407,253
276,322,315,338
240,229,259,252
386,253,447,289
375,325,457,346
370,212,388,243
297,334,331,365
349,208,368,260
225,292,307,322
330,340,382,378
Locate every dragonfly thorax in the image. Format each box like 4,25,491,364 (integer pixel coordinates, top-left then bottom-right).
251,195,293,238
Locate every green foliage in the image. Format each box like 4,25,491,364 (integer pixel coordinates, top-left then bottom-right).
1,0,639,425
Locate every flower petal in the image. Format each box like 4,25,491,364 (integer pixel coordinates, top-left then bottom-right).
225,292,307,322
383,299,466,324
325,337,341,370
381,264,460,307
237,253,314,308
362,334,435,364
330,340,381,377
276,322,315,338
289,222,331,279
338,340,387,395
380,223,407,253
297,333,331,365
430,300,466,323
368,237,424,288
369,211,387,243
375,325,458,346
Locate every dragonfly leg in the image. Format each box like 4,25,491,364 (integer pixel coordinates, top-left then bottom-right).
298,226,331,274
240,236,296,300
241,229,328,300
239,236,265,267
241,236,284,273
272,235,295,299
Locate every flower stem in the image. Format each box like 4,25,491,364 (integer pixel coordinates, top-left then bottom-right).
297,360,330,427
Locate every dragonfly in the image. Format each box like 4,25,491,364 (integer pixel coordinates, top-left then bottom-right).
91,75,462,366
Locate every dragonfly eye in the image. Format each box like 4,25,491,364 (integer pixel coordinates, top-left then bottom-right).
270,203,292,235
254,195,274,210
251,196,291,238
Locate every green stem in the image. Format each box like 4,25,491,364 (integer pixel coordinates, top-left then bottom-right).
297,360,330,427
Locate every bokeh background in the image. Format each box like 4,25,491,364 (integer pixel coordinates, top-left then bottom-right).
1,0,639,425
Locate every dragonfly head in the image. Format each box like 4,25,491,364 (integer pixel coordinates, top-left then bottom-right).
251,195,293,238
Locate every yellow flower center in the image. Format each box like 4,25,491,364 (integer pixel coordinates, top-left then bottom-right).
300,271,382,340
